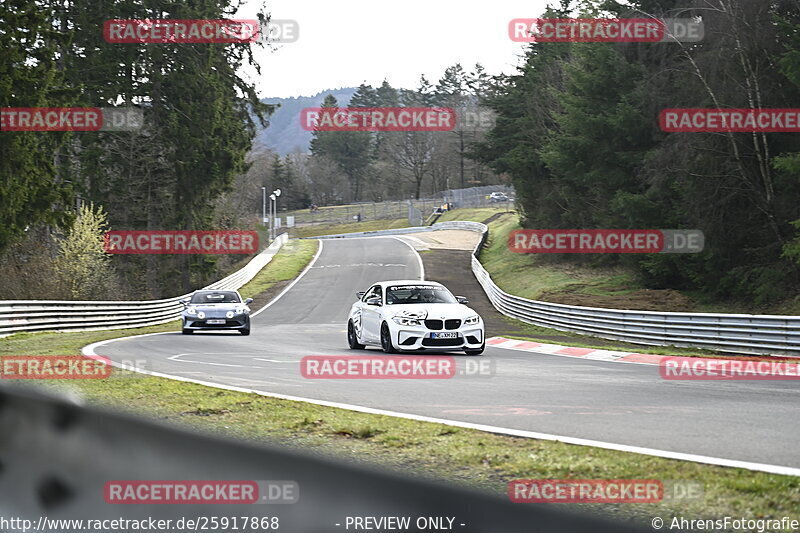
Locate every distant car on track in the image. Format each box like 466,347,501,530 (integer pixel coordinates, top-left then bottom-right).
488,192,510,203
181,290,253,335
347,280,485,355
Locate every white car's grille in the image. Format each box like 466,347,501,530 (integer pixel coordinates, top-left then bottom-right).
424,319,462,330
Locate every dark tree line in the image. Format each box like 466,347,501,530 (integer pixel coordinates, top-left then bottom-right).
473,0,800,305
306,66,502,202
1,0,273,298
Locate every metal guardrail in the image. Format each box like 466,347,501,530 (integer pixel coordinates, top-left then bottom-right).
0,233,289,336
310,220,800,356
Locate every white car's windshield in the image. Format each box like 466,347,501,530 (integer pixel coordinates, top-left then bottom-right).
385,285,457,304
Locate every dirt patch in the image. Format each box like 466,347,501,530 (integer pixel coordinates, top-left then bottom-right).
481,212,509,225
539,287,696,312
398,230,481,251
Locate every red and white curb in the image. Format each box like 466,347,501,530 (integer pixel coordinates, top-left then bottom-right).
486,336,665,365
487,336,800,377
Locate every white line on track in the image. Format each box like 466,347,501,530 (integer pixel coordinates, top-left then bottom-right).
83,336,800,477
391,236,425,280
251,238,324,318
167,353,244,367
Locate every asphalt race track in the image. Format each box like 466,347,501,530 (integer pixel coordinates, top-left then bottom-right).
92,236,800,471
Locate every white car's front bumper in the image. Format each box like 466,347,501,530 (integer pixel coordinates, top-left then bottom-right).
392,320,484,351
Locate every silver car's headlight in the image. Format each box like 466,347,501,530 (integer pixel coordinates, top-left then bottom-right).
197,311,206,319
186,307,197,315
464,315,481,325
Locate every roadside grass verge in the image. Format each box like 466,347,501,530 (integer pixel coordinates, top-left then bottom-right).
238,239,318,298
480,213,644,304
474,208,800,315
290,218,410,238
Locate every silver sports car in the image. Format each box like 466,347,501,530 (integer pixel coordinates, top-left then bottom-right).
181,290,253,335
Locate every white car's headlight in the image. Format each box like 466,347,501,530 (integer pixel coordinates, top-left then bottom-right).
392,310,427,327
392,316,422,326
226,311,235,319
464,315,481,325
197,311,206,319
186,307,197,315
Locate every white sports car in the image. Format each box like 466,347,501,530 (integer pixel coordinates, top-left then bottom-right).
347,280,485,355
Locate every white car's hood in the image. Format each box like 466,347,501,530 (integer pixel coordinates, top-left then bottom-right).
385,303,478,320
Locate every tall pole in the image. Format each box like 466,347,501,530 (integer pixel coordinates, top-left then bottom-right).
261,187,267,237
269,196,274,242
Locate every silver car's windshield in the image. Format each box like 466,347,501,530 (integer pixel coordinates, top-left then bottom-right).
385,285,457,304
190,291,241,304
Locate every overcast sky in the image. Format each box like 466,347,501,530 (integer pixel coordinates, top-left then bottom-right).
235,0,551,98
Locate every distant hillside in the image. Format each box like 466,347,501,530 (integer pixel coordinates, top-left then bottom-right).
253,87,357,155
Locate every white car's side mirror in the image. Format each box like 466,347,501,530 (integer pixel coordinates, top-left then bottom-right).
456,296,469,304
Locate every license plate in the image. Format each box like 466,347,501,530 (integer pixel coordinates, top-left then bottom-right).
206,319,225,325
431,332,458,339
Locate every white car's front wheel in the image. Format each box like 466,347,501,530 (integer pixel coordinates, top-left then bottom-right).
380,322,398,354
348,320,365,350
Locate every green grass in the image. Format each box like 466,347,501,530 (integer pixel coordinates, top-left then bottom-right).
238,239,318,298
480,213,642,302
290,218,410,238
282,202,409,225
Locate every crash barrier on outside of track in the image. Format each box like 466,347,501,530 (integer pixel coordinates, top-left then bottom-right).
0,385,648,533
311,221,800,356
0,233,289,336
